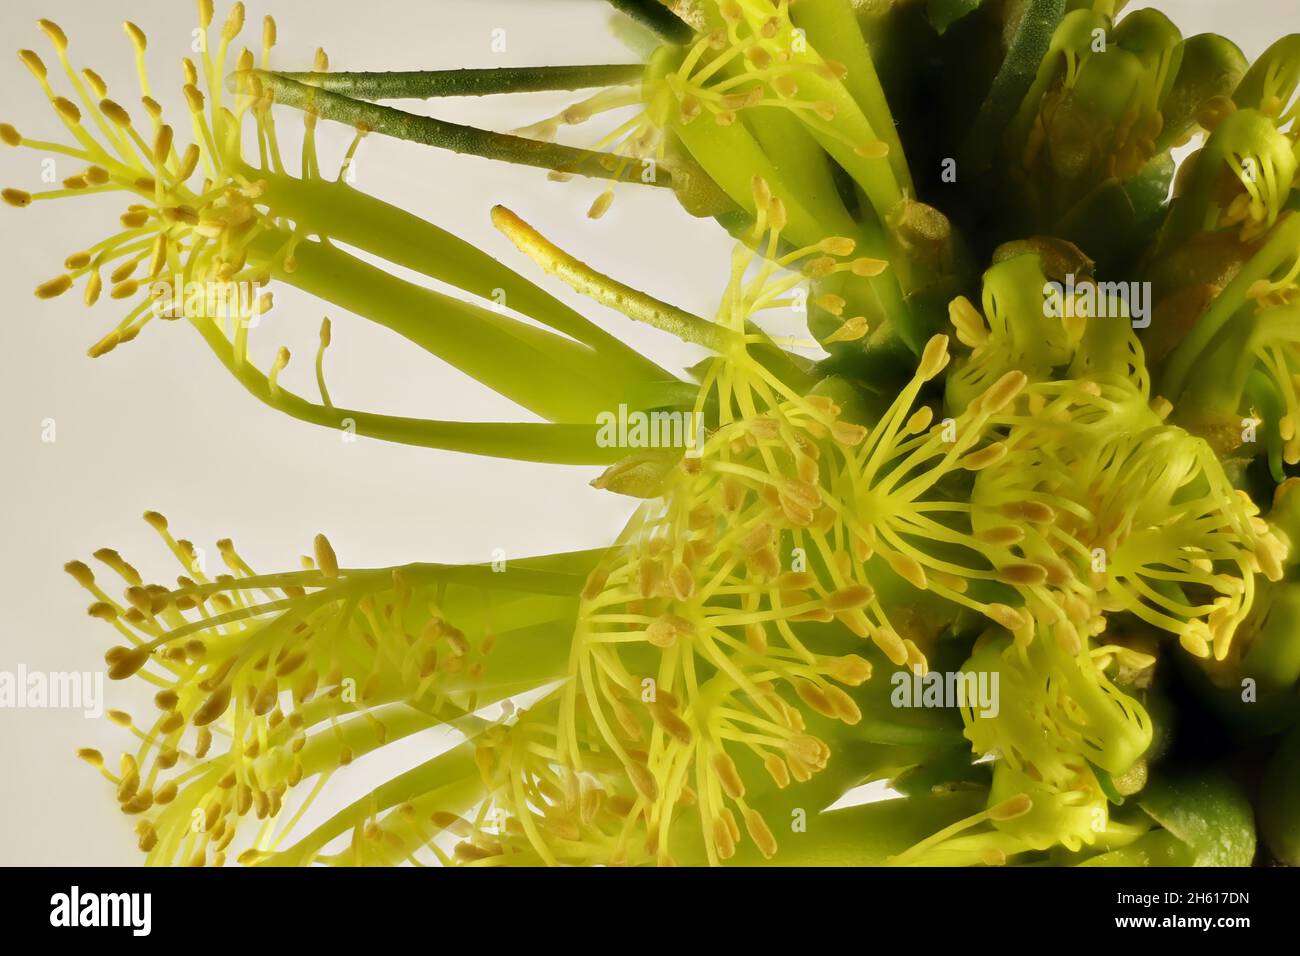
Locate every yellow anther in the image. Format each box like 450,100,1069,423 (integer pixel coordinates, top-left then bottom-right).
123,21,147,53
826,585,874,611
849,257,888,277
587,189,614,220
986,603,1028,633
743,808,778,858
818,236,856,256
976,370,1029,415
152,124,173,164
978,525,1025,546
82,68,108,99
99,98,131,127
823,316,869,344
37,19,68,51
646,613,693,648
813,293,846,316
52,96,81,124
917,334,950,380
948,295,988,347
1000,499,1055,523
958,442,1008,471
313,532,339,578
999,563,1048,586
36,275,72,298
711,751,746,800
222,3,246,42
18,50,48,81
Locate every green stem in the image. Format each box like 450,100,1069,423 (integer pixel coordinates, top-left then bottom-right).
248,233,622,423
239,70,672,187
605,0,695,43
491,205,733,351
247,166,672,387
192,315,625,464
261,742,485,865
276,64,645,100
492,205,814,388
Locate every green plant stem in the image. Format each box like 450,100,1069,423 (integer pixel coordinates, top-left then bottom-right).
247,166,672,387
490,205,733,351
238,70,673,187
491,205,814,389
245,232,623,423
192,314,625,464
262,742,486,866
605,0,695,43
276,64,645,100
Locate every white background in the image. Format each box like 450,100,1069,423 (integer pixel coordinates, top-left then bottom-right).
0,0,1288,864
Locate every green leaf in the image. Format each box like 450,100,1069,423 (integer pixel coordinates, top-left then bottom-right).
958,0,1069,176
1138,770,1256,866
739,790,988,866
1077,829,1195,866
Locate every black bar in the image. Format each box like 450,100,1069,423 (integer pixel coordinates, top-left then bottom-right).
0,866,1290,941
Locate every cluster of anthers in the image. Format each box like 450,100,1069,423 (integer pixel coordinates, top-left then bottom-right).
528,0,891,221
0,2,358,382
1021,12,1176,184
447,177,1118,867
878,250,1294,865
949,264,1286,662
68,516,511,867
1242,238,1300,463
1191,108,1297,244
